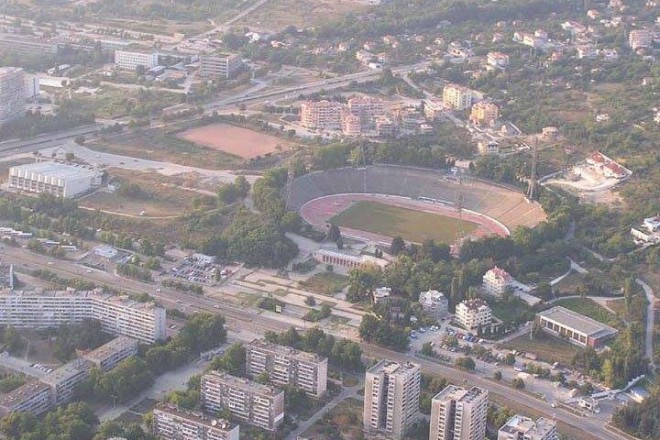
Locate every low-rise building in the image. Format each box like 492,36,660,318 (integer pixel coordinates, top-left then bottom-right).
41,358,93,405
200,371,285,432
83,336,139,372
373,287,391,304
478,141,499,156
8,162,102,198
536,306,618,347
153,403,239,440
0,381,52,416
576,45,598,59
628,30,653,51
312,249,389,270
114,50,159,71
498,415,557,440
482,266,513,296
419,290,448,321
487,52,510,69
642,216,660,232
455,299,492,330
246,340,328,398
199,53,243,79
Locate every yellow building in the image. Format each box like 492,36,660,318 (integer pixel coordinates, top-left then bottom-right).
442,83,473,110
470,101,499,125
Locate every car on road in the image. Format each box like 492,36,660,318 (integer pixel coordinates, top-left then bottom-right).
169,324,177,329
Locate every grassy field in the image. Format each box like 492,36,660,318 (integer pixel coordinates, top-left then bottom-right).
502,332,579,365
552,298,620,328
300,272,349,296
302,397,364,440
331,201,478,243
489,298,534,324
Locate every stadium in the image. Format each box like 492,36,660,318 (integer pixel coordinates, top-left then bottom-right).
287,165,546,246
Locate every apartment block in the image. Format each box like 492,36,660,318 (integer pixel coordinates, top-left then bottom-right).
114,50,159,70
0,34,59,57
455,299,492,330
442,83,473,110
498,415,557,440
0,381,52,416
0,67,25,124
83,336,139,372
246,339,328,398
430,385,488,440
347,96,384,119
0,289,167,344
200,53,243,79
628,30,653,51
300,100,342,130
153,403,239,440
482,266,512,296
41,358,93,405
201,371,285,432
364,360,420,439
419,290,449,321
470,101,499,125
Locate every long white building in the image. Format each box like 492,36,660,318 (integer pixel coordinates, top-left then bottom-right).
0,67,25,124
114,50,159,71
83,336,138,372
246,339,328,398
9,162,102,198
430,385,488,440
0,289,167,343
153,404,239,440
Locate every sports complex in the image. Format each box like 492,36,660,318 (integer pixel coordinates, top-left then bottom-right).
288,165,546,246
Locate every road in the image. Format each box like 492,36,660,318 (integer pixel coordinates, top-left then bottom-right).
0,125,100,159
192,0,273,39
635,278,657,374
2,246,626,440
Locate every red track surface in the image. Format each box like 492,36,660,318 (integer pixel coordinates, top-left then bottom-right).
300,193,509,245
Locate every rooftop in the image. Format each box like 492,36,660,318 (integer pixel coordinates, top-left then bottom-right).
203,371,284,398
419,290,446,302
459,298,490,311
9,162,99,180
248,339,327,363
0,381,50,408
499,415,556,437
1,289,160,311
41,358,92,386
537,306,618,338
368,359,419,376
83,336,138,363
155,403,236,431
433,385,487,404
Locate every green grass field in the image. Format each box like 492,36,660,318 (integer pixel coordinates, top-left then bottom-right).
331,201,479,243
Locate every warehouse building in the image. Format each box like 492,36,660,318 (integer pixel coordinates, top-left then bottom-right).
536,306,618,348
8,162,102,198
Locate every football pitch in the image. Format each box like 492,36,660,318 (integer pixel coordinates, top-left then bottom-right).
331,201,479,243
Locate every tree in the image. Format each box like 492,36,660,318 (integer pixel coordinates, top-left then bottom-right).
210,343,246,376
512,378,526,389
326,224,341,243
347,264,381,303
390,236,406,255
493,370,502,381
536,282,553,301
455,356,476,371
421,342,435,356
305,296,316,306
234,175,251,197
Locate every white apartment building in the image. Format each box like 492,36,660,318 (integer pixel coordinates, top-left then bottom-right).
9,162,102,198
41,358,93,405
0,67,25,124
300,100,342,130
628,30,653,51
153,404,239,440
199,53,243,79
498,415,557,440
83,336,139,372
0,289,167,344
430,385,488,440
482,266,513,296
442,84,473,110
455,299,492,330
246,339,328,398
114,50,159,70
419,290,449,321
0,381,52,416
201,371,285,432
364,360,420,439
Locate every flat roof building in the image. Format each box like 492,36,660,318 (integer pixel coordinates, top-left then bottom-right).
199,53,243,79
498,415,557,440
201,371,285,432
9,162,102,198
41,358,93,405
364,360,420,439
430,385,488,440
312,249,390,270
455,299,492,330
536,306,618,348
83,336,139,372
246,339,328,398
0,381,52,416
153,403,239,440
300,100,342,131
114,50,159,71
0,289,167,344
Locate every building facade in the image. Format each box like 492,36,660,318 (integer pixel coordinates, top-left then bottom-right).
628,30,653,50
83,336,139,372
153,404,239,440
199,54,243,79
0,382,52,416
114,50,159,70
9,162,102,198
430,385,488,440
482,267,513,296
0,289,167,344
0,67,25,124
455,299,492,330
498,415,557,440
246,339,328,398
201,371,285,432
363,360,420,439
536,306,618,348
443,84,473,110
312,249,389,270
470,101,499,125
41,359,93,406
300,100,342,130
419,290,449,321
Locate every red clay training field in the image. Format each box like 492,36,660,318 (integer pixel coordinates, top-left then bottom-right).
301,193,510,245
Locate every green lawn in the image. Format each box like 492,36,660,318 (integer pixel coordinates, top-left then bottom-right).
552,298,620,328
331,201,478,243
300,272,349,296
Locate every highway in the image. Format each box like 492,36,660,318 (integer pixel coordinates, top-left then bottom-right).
0,125,100,158
0,245,627,440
